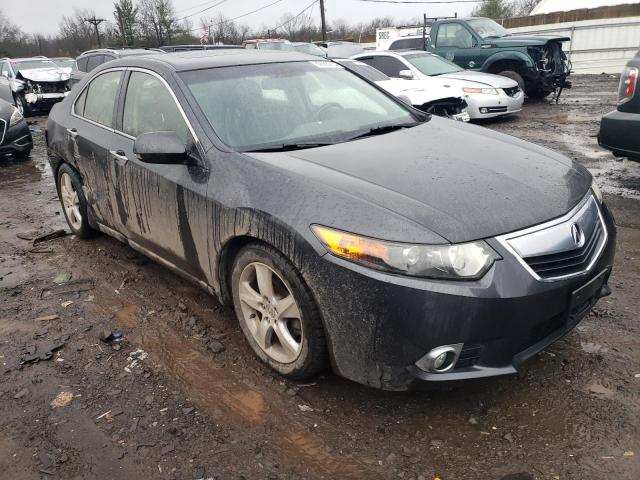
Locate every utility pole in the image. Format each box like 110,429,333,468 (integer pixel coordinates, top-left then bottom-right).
319,0,327,44
84,16,106,48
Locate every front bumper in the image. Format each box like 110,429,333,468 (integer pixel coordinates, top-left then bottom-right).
598,109,640,159
23,92,68,111
465,90,524,119
305,201,616,390
0,119,33,156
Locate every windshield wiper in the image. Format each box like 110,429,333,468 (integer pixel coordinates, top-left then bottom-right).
345,122,420,142
244,142,334,153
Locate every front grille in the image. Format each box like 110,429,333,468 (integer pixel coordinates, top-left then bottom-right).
455,344,482,369
523,221,604,279
485,106,508,113
503,86,521,97
36,82,67,94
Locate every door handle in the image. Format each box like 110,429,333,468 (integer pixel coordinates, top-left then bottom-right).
109,150,129,164
66,127,78,137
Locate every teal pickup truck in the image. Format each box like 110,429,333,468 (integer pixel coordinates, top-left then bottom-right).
388,17,571,99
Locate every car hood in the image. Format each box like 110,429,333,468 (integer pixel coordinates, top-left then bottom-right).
437,70,517,88
16,68,70,83
245,117,591,243
378,78,464,104
487,35,570,47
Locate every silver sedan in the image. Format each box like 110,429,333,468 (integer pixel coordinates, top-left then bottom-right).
351,50,524,120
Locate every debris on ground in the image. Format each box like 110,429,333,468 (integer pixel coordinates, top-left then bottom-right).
33,314,59,323
61,300,73,308
16,230,39,240
40,278,94,299
298,404,314,412
588,382,615,398
124,349,148,373
52,271,72,285
50,391,73,408
32,229,67,245
13,388,29,399
207,339,225,354
20,341,66,364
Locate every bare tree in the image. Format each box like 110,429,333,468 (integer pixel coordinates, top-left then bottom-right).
512,0,539,17
139,0,176,46
472,0,515,20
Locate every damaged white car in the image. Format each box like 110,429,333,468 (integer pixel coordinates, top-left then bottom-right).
0,57,70,117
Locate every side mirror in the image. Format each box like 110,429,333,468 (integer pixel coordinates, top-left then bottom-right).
398,69,415,80
134,131,187,164
396,94,413,106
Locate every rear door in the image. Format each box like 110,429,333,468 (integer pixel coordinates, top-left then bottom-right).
66,70,123,232
112,69,210,280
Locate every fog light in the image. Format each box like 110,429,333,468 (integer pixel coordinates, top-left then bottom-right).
480,107,488,114
415,344,463,373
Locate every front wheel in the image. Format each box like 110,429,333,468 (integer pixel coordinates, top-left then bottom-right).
497,70,525,92
524,85,554,99
56,163,95,239
231,243,328,379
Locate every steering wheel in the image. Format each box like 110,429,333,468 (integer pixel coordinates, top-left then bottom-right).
315,102,344,121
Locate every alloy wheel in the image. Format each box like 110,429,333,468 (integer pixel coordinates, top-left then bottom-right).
238,262,303,364
60,172,82,231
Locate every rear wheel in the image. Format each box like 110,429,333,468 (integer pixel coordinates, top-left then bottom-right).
231,242,328,379
56,163,95,239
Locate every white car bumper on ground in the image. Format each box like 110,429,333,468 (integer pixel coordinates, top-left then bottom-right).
464,87,524,120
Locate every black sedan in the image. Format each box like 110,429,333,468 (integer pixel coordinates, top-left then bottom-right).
599,51,640,161
0,98,32,158
46,51,616,390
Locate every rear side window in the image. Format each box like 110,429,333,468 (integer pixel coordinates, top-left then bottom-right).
390,38,424,50
122,71,189,142
80,71,122,127
86,54,105,72
76,57,89,73
74,88,88,116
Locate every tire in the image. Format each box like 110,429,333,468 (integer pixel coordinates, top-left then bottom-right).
231,242,328,380
12,149,31,160
497,70,525,92
56,163,95,239
15,94,32,117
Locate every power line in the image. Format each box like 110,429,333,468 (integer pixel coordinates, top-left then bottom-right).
83,16,106,48
270,0,320,32
190,0,286,32
176,0,233,22
356,0,482,3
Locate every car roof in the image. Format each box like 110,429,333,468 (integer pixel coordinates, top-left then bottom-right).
6,57,53,62
79,48,160,58
356,50,431,57
106,49,323,72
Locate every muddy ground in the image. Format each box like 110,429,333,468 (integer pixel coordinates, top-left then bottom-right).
1,74,639,480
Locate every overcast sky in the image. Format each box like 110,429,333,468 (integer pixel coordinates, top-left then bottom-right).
4,0,477,36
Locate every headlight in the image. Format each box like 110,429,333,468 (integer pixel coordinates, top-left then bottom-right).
462,87,499,95
9,106,23,127
591,178,603,204
312,225,500,280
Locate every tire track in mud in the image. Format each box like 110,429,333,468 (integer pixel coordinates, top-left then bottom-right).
91,292,383,480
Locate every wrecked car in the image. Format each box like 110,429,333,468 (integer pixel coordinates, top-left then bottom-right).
0,57,70,116
0,97,32,158
337,58,469,121
47,50,616,390
598,50,640,162
352,50,523,120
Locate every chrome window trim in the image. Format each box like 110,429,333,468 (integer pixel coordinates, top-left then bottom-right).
495,193,608,282
71,66,200,146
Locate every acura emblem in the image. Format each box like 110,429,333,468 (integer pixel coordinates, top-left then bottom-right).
570,223,584,247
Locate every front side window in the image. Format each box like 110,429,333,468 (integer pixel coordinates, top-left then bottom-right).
404,53,463,76
86,55,105,72
338,60,390,82
80,71,122,127
436,24,474,48
466,18,509,39
373,56,407,78
180,61,416,151
122,71,189,142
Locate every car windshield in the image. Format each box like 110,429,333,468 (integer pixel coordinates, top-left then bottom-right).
337,60,390,82
12,59,58,72
467,18,509,39
404,53,463,76
181,61,417,151
259,42,295,51
293,43,327,57
54,59,75,68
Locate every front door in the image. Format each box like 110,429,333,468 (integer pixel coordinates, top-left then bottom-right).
112,70,210,281
431,22,486,70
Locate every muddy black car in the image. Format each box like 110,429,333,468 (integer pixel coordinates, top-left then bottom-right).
46,51,616,390
599,51,640,161
0,98,32,158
